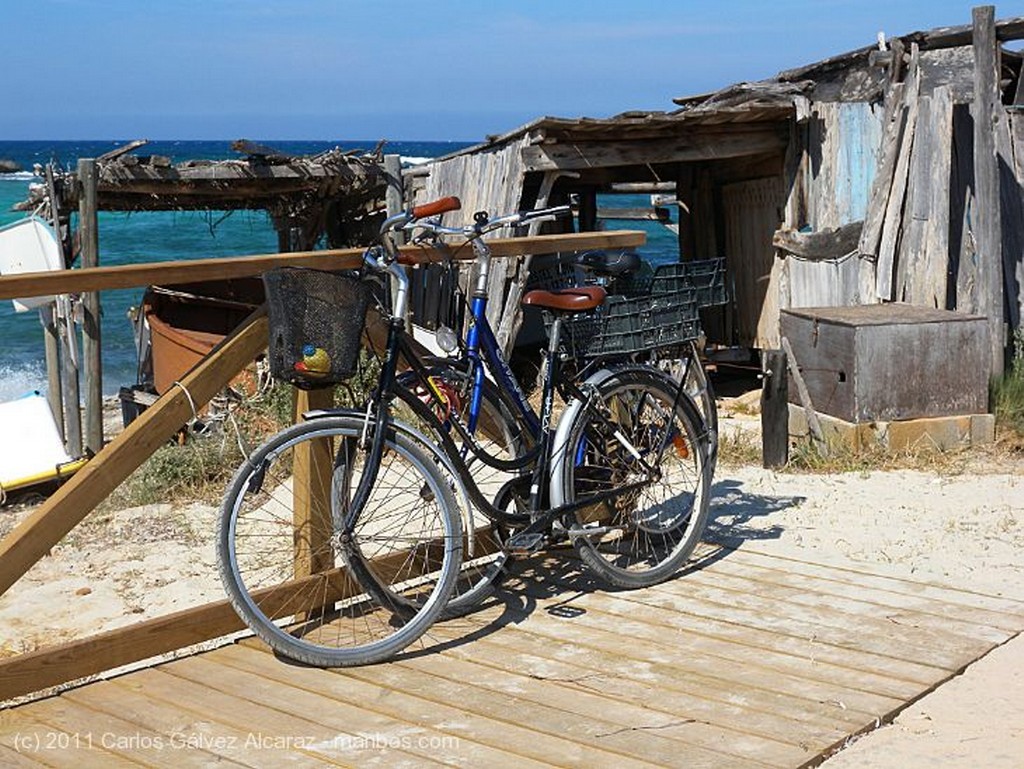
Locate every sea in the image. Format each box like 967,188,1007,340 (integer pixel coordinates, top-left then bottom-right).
0,139,679,402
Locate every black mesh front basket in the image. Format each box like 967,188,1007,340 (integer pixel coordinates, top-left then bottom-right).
263,267,372,389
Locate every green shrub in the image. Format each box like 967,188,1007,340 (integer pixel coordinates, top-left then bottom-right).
993,330,1024,436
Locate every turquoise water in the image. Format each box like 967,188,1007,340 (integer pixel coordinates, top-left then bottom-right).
0,140,678,400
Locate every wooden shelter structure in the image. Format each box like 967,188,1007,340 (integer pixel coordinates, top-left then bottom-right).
404,7,1024,379
13,140,392,457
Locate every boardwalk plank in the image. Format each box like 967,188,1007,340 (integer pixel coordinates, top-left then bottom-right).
610,582,986,671
432,620,873,731
513,578,943,696
170,653,542,769
66,673,343,768
0,708,125,768
464,597,908,715
398,647,811,767
224,642,661,769
644,574,996,665
726,549,1024,623
685,560,1013,644
24,696,236,769
344,654,771,769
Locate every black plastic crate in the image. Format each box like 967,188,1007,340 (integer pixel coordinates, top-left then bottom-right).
560,286,700,361
617,258,728,308
263,267,372,389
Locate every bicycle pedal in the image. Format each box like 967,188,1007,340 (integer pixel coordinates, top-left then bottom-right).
507,532,547,554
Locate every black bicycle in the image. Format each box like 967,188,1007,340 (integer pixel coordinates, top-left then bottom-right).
218,197,712,667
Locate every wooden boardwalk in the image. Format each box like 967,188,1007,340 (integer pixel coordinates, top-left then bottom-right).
2,544,1022,768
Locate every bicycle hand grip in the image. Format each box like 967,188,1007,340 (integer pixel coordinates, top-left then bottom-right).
412,196,461,219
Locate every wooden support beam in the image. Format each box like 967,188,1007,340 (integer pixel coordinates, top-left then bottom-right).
973,5,1006,378
292,388,336,592
0,526,503,701
0,230,647,302
0,309,269,599
781,335,825,447
78,158,103,454
760,349,789,468
521,129,788,172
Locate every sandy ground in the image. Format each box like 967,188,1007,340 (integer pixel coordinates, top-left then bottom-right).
0,397,1022,766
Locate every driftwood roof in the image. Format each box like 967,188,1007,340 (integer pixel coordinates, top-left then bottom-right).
17,139,388,215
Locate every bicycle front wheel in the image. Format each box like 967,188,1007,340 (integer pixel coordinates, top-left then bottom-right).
218,415,462,667
550,366,710,589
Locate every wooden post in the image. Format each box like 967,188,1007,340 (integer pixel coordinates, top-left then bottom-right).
58,306,82,457
292,387,335,590
973,4,1005,378
42,306,64,440
78,158,103,453
578,186,598,232
760,349,788,468
44,164,82,456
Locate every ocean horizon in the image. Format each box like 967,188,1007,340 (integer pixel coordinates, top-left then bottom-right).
0,139,678,404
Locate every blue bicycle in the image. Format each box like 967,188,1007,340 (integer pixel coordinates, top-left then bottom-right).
218,197,712,667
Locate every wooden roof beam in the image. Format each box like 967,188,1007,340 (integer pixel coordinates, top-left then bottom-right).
521,127,788,172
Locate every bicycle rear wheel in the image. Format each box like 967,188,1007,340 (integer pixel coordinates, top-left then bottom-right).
550,366,710,588
396,368,533,616
218,415,462,667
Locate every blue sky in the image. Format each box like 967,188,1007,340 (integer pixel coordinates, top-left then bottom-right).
1,1,1011,141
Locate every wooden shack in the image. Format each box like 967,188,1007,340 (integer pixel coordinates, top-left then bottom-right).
404,7,1024,380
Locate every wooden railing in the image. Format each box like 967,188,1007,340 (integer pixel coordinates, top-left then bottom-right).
0,229,645,701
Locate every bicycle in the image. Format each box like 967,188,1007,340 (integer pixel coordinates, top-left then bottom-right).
218,197,712,666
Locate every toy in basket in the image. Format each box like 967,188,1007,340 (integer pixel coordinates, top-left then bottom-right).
263,267,372,389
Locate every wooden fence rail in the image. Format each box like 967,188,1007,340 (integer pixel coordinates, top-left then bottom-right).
0,230,646,301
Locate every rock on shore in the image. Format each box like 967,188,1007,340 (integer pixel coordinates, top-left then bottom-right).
0,158,22,173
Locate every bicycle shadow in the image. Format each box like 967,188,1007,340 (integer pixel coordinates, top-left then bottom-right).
403,477,807,659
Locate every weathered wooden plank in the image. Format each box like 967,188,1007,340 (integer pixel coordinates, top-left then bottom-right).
0,230,646,301
0,709,106,767
24,695,232,769
689,557,1015,644
773,221,862,260
858,82,906,257
876,45,922,300
210,644,548,769
502,568,935,697
68,674,351,768
78,158,103,456
921,85,954,308
521,129,788,172
427,624,868,743
897,82,950,309
895,93,933,303
724,547,1024,623
645,574,995,667
390,650,804,768
231,643,663,768
342,652,768,769
973,4,1006,377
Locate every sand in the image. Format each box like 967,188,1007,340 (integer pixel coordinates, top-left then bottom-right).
0,399,1022,766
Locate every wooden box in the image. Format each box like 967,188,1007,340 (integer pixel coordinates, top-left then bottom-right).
780,304,990,423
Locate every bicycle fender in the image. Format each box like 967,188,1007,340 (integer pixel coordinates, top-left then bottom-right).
547,367,620,509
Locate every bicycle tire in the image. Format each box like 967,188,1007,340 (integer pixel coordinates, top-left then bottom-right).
218,415,462,667
550,366,711,589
